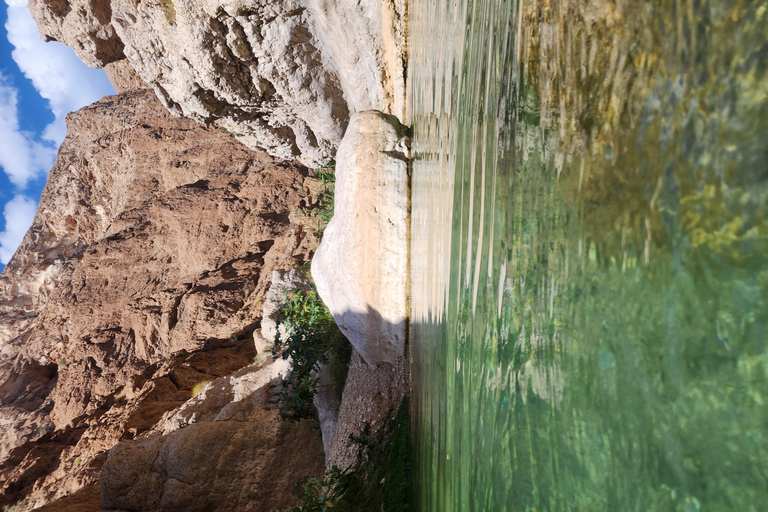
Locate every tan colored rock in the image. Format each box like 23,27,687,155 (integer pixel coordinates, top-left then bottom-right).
28,0,124,67
101,403,324,512
28,0,407,167
311,111,410,365
0,88,331,509
154,358,291,435
103,58,147,93
0,340,260,511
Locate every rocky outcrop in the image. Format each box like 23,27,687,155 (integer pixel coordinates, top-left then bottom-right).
29,0,407,167
101,407,324,512
100,359,324,512
0,88,331,509
28,0,125,68
312,111,410,365
103,58,147,93
327,350,408,470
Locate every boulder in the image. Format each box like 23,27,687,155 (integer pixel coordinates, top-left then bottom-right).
311,111,409,365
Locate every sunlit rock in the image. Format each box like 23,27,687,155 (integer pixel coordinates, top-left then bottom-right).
312,110,409,366
29,0,407,168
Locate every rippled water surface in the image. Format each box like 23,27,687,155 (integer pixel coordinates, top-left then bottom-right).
407,0,768,509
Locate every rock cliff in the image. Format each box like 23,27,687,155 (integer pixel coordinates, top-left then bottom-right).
0,88,329,510
29,0,407,167
2,0,414,507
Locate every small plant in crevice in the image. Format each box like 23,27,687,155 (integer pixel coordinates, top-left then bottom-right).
191,380,210,397
272,287,349,422
276,398,411,512
310,164,335,233
278,465,355,512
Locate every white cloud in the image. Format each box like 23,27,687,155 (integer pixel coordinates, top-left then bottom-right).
4,0,115,145
0,1,116,264
0,75,56,188
0,194,36,264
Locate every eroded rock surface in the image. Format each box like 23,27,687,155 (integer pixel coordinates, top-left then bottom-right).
29,0,407,167
327,350,408,470
312,110,410,365
100,359,324,512
0,89,330,509
102,407,324,512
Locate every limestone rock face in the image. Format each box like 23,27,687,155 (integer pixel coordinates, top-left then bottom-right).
0,89,330,509
311,111,409,366
28,0,407,167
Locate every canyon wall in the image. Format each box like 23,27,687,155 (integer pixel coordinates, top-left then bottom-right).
0,86,328,510
0,0,412,508
29,0,406,167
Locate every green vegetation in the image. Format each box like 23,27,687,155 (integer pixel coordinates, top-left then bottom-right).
278,398,411,512
159,0,176,25
272,287,349,421
191,380,209,397
310,166,335,233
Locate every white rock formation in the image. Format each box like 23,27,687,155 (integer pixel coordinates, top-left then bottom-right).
311,111,409,365
255,269,311,355
29,0,407,167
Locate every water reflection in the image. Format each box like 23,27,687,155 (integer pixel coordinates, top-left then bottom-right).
409,0,768,509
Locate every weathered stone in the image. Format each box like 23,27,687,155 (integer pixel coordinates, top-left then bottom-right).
255,268,311,355
28,0,125,67
28,0,407,167
311,110,410,366
0,89,329,509
103,58,147,93
101,403,324,512
327,350,408,471
154,358,291,435
313,359,343,463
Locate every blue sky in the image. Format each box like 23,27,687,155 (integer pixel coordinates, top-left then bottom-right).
0,0,115,270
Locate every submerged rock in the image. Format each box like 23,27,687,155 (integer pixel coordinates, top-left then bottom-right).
312,110,410,366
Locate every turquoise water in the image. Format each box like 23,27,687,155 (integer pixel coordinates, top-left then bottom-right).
408,0,768,509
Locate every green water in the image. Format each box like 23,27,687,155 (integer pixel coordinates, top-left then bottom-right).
407,0,768,510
